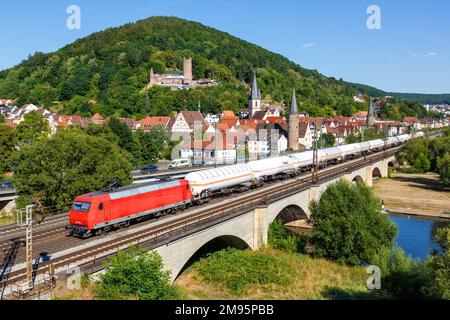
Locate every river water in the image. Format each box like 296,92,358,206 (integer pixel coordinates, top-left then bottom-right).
389,214,449,260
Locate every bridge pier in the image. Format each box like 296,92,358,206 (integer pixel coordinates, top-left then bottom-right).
365,165,373,187
254,206,268,250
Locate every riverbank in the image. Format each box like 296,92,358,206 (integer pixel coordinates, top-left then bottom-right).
373,173,450,215
388,209,450,220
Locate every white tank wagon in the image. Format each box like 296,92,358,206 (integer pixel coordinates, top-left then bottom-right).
397,134,411,143
359,141,371,154
338,144,361,159
248,156,296,182
389,136,402,147
289,151,314,171
185,163,253,201
318,147,344,165
369,139,385,152
415,132,425,139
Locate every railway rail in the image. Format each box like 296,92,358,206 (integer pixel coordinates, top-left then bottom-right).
1,148,399,294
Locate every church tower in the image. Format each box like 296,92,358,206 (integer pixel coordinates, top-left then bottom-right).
249,71,262,117
288,88,300,151
366,98,376,127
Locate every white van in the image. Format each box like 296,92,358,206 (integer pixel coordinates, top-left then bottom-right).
168,158,191,170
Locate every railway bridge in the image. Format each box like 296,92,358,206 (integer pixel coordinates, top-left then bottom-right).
155,153,396,281
1,150,397,294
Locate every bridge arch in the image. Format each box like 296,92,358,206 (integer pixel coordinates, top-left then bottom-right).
352,175,364,185
171,235,251,280
273,205,309,224
372,167,383,180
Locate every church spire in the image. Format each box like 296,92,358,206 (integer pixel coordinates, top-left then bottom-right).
250,71,261,100
290,88,298,115
367,98,376,126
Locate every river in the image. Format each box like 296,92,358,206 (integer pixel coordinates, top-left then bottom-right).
389,214,449,260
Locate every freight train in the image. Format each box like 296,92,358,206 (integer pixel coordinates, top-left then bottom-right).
67,132,423,238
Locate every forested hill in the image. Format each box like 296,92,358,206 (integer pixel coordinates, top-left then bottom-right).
347,82,450,105
0,16,428,119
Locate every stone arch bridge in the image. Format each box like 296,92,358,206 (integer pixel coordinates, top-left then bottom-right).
155,155,396,281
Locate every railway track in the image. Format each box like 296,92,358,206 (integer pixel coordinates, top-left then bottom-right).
1,148,399,293
0,212,69,241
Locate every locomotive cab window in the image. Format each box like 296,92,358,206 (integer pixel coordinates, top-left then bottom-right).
81,202,91,212
99,203,104,210
72,201,83,211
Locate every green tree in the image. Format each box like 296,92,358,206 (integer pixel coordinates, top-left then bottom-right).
309,180,397,265
95,246,181,300
15,111,49,144
424,226,450,299
108,118,136,154
0,124,16,172
83,123,119,144
437,154,450,185
321,133,336,148
0,114,5,123
11,129,132,209
413,153,431,173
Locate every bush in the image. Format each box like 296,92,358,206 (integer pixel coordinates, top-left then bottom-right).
309,180,397,265
196,248,293,295
437,154,450,185
268,220,308,253
413,153,431,173
371,246,433,300
95,246,182,300
80,273,90,289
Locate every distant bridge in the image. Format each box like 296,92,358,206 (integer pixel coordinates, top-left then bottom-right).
0,189,17,202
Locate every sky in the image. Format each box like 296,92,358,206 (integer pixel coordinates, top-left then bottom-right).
1,0,449,94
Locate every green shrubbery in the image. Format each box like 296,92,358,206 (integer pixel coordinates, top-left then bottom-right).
268,219,307,253
309,180,397,265
398,129,450,184
195,248,293,295
95,246,182,300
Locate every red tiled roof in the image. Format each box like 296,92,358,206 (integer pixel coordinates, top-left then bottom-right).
403,117,418,123
220,118,239,127
92,113,104,120
266,116,286,124
139,116,171,128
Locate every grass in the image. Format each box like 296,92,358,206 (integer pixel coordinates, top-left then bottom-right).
176,248,373,300
0,214,15,226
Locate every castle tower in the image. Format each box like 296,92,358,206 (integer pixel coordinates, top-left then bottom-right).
183,57,193,85
288,88,300,151
249,71,262,117
148,67,158,88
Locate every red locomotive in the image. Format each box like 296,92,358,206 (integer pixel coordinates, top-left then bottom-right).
67,180,192,238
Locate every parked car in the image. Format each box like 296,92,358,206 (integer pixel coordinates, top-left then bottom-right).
0,180,13,189
168,158,191,170
140,164,159,175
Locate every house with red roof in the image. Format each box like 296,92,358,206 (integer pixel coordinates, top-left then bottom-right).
137,116,171,132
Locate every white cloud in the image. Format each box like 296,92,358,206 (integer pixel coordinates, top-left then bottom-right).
412,52,438,58
302,42,316,49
